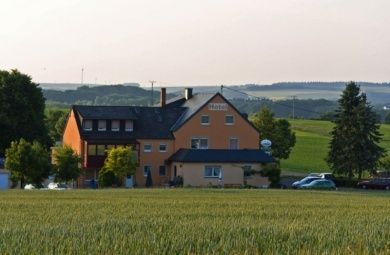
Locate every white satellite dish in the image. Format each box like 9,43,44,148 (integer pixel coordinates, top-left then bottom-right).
261,139,272,148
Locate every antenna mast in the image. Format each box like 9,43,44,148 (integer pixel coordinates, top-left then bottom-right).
81,67,84,85
149,80,156,106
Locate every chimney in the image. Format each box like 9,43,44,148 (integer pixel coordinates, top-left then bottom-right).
185,88,193,100
160,87,166,107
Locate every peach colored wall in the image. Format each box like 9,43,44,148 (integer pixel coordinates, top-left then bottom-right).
173,162,269,187
62,109,82,155
136,139,174,186
173,95,259,150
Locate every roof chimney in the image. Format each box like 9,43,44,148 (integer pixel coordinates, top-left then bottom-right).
160,87,166,107
185,88,193,100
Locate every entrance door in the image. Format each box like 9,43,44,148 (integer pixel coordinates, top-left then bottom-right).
0,172,9,189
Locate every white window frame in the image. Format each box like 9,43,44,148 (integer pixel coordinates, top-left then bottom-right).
200,115,210,125
159,144,167,152
98,120,106,131
143,144,152,152
204,166,222,178
83,120,93,131
111,120,120,131
225,115,234,125
143,165,152,177
125,120,133,132
191,137,208,149
229,137,239,149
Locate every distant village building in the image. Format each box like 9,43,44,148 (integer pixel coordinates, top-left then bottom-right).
62,88,273,187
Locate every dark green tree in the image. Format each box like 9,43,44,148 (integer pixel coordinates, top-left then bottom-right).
145,168,153,187
52,146,81,183
251,107,296,160
326,82,385,180
45,109,68,143
5,139,51,187
0,69,50,156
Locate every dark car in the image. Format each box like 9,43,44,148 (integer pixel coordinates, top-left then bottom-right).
357,178,390,190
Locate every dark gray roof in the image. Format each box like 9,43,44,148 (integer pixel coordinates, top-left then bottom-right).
73,105,186,140
170,93,216,131
76,105,137,119
168,149,274,163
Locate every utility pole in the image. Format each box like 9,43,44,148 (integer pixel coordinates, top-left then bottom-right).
149,80,156,106
81,67,84,85
292,96,297,119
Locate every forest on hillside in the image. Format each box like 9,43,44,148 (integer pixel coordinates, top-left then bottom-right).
42,83,390,121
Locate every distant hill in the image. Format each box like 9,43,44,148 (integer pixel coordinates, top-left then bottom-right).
42,82,390,120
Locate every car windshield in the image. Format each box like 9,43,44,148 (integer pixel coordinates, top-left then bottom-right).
301,177,318,184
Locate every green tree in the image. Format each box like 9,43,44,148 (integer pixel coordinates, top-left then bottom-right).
251,107,296,160
101,146,137,186
45,109,68,143
0,69,50,156
52,146,81,183
385,112,390,124
326,82,385,180
5,139,51,187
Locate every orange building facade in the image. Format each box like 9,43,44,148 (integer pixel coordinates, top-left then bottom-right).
62,88,273,187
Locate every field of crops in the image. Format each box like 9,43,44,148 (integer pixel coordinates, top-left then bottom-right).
0,189,389,254
281,119,390,173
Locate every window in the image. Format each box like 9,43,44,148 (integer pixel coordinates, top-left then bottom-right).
83,120,93,131
200,115,210,125
111,120,120,131
106,145,115,152
191,138,208,149
225,115,234,125
243,165,252,177
87,145,96,156
229,138,239,149
125,120,133,132
159,144,167,152
98,120,106,131
143,165,151,177
204,166,221,178
97,145,105,156
144,144,152,152
159,166,166,176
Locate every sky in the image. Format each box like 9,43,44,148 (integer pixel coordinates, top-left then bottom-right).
1,0,390,87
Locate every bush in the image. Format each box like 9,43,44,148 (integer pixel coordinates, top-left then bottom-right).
98,168,121,188
261,163,281,188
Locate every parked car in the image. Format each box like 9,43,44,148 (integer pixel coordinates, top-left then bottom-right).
47,183,69,190
292,177,321,189
357,178,390,190
299,179,337,190
24,184,37,190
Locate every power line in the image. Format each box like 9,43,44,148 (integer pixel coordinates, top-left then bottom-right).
221,86,325,116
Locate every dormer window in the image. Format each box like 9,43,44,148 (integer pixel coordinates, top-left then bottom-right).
98,120,106,131
111,120,120,131
83,120,92,131
125,120,133,132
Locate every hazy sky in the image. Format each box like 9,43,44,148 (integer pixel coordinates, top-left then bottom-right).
1,0,389,86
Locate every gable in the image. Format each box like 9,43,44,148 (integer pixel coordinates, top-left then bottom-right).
172,93,260,150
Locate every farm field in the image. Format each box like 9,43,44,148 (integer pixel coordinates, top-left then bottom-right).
281,119,390,174
0,189,389,254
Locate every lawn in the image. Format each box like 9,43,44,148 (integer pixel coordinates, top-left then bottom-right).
281,119,390,174
0,189,389,254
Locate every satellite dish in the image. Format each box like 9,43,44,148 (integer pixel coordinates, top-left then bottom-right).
261,139,272,148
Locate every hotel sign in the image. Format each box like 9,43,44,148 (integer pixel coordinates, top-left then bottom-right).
208,103,228,111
